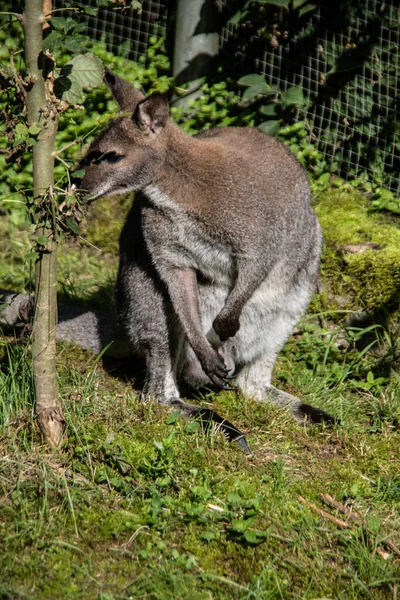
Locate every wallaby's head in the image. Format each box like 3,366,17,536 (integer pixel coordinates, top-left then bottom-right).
78,69,170,199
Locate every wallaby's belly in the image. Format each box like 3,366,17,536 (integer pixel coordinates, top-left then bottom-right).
143,192,320,365
143,187,235,285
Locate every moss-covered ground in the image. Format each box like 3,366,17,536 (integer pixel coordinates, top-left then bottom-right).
1,189,399,599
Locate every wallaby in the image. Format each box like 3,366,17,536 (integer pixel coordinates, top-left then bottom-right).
73,68,337,436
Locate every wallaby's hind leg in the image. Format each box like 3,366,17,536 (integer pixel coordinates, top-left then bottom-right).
116,274,181,404
234,313,338,424
116,259,250,449
232,255,337,423
235,354,336,424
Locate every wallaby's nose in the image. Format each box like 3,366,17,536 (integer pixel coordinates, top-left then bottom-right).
70,176,82,190
70,170,83,189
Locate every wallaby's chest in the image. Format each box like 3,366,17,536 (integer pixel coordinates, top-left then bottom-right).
143,185,234,283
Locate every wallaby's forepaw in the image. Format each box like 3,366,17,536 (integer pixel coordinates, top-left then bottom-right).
212,312,240,342
200,348,235,390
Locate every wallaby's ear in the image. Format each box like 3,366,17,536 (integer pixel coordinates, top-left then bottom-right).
134,92,169,135
104,68,145,112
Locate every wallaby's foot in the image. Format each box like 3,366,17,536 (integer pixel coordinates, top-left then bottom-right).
170,399,251,454
294,403,340,425
264,385,338,425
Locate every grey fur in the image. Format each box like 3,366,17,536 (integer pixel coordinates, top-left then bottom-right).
74,70,336,424
1,70,336,432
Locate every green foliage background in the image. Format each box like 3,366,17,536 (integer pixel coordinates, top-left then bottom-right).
0,7,399,599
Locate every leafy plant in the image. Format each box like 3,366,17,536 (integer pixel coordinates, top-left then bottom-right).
0,3,143,445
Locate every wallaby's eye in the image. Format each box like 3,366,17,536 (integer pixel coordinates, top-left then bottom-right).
81,150,124,168
81,150,104,167
102,151,124,164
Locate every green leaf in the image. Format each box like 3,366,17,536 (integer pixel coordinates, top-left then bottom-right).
83,6,98,15
258,120,282,135
242,84,271,100
36,235,47,246
259,103,279,116
227,492,242,506
201,531,216,543
281,87,306,107
238,74,266,87
55,53,104,104
298,3,318,17
156,476,171,487
64,35,86,54
131,1,143,12
64,217,80,235
25,251,38,261
166,410,180,425
186,421,200,433
43,30,63,53
229,518,248,533
28,125,41,136
266,0,290,7
317,172,331,186
50,16,70,31
243,529,269,546
73,22,87,34
15,123,28,135
67,54,104,90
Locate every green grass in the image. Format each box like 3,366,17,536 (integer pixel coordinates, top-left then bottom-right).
1,189,400,599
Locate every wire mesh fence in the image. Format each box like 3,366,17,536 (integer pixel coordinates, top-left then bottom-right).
55,0,399,195
53,0,169,62
220,0,399,196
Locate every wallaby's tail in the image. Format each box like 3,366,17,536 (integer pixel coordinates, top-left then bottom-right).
0,288,130,357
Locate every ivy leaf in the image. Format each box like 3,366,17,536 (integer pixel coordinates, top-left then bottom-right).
238,74,266,87
258,120,282,135
243,84,271,100
281,87,306,108
259,103,280,116
55,53,104,104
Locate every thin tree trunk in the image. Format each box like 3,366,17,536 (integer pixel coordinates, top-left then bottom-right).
22,0,64,445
